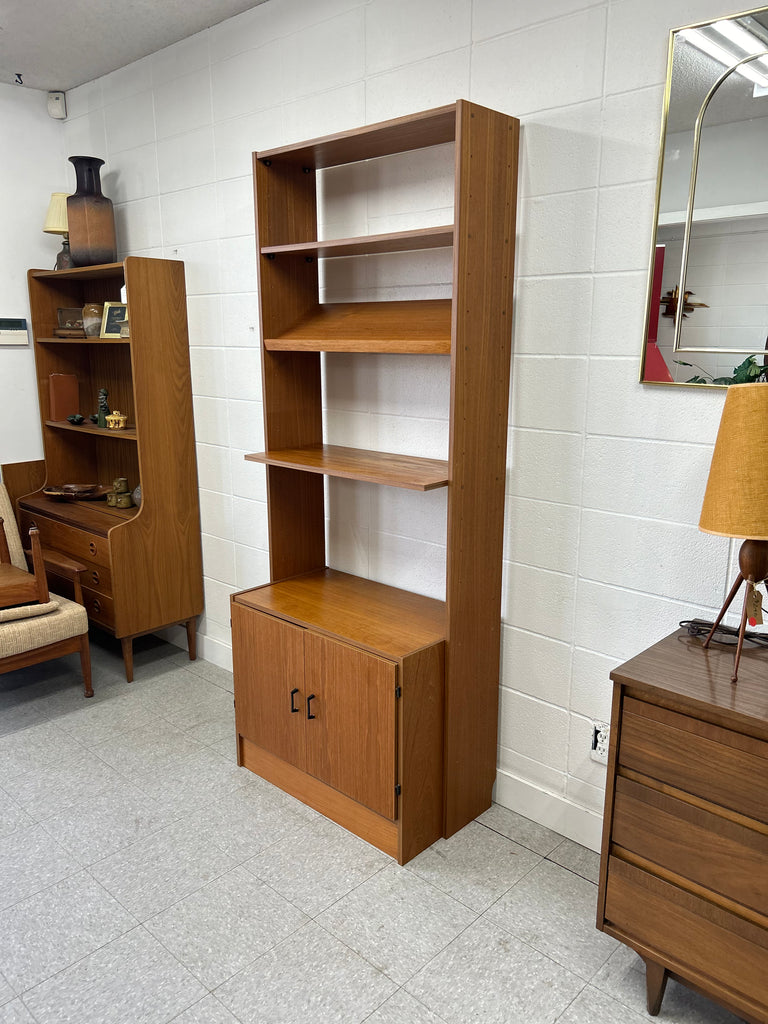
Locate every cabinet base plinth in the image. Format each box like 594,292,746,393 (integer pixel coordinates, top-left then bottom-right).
239,736,400,861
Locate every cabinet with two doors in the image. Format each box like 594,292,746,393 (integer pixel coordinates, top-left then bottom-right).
231,100,520,863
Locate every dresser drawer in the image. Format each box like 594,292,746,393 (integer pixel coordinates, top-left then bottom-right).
619,697,768,823
604,856,768,1018
19,512,111,569
612,776,768,916
81,588,115,630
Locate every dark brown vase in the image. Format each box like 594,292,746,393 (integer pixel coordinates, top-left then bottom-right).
67,156,117,267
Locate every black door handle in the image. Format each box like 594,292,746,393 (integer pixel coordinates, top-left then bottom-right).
290,687,299,713
306,693,316,719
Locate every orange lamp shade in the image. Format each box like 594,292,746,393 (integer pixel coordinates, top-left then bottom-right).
699,382,768,540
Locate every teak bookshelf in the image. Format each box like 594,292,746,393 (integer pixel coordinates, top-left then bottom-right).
20,257,204,681
232,100,519,862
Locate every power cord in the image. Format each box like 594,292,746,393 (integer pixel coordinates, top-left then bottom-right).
680,618,768,648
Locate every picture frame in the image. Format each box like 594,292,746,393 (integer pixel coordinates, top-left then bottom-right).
100,302,128,338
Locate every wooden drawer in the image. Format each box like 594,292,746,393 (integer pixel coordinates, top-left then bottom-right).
612,776,768,916
19,512,111,569
604,856,768,1019
619,697,768,823
81,587,115,630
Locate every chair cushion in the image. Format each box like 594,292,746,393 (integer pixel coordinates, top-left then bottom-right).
0,594,88,658
0,484,26,571
0,600,58,623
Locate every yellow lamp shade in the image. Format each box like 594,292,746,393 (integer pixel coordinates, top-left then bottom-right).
43,192,70,235
699,382,768,540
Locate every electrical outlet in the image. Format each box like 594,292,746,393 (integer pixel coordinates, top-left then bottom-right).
590,720,610,765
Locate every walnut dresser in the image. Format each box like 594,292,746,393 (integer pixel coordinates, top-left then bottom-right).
597,628,768,1023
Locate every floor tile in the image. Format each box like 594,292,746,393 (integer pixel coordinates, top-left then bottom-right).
22,926,206,1024
0,790,33,840
215,920,396,1024
53,693,160,748
484,859,617,980
405,917,585,1024
0,871,136,993
145,864,307,989
39,779,176,865
406,820,542,913
90,818,236,921
0,973,13,1006
317,862,476,986
548,838,601,884
189,778,317,861
5,749,125,821
128,747,255,819
168,994,240,1023
554,983,649,1023
364,989,448,1023
476,802,564,856
0,702,49,739
0,824,78,911
245,816,390,917
156,687,233,733
89,719,206,777
0,719,85,783
591,945,745,1023
0,1000,36,1023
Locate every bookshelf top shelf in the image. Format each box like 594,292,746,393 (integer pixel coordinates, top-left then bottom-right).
255,103,457,169
246,444,449,490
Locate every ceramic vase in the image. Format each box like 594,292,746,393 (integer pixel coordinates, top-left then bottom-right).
67,156,117,267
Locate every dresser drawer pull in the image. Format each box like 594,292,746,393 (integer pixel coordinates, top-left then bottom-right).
89,541,97,556
91,599,101,613
91,571,100,586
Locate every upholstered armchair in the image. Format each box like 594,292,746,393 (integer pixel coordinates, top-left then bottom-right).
0,482,92,697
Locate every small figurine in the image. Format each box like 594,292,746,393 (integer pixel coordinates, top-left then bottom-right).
66,413,84,425
105,410,127,430
96,387,110,428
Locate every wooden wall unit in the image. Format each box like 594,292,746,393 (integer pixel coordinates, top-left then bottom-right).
597,630,768,1023
21,257,204,681
232,100,519,863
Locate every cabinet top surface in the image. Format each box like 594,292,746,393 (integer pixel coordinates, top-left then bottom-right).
233,568,446,659
611,629,768,728
29,256,182,281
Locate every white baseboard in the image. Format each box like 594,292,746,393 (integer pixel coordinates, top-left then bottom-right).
493,769,604,853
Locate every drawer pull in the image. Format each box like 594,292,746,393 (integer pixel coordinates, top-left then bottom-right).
91,599,101,613
30,520,38,529
290,687,299,713
89,541,97,556
91,571,100,586
306,693,316,720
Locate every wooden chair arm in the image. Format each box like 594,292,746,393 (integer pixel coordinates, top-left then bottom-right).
23,546,87,604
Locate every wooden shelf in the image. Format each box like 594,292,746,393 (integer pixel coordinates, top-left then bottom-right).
246,444,449,490
265,299,451,353
46,420,137,440
261,226,453,259
234,568,446,659
256,104,456,170
20,493,137,534
37,336,129,346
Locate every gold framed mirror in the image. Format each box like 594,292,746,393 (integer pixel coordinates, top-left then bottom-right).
641,6,768,386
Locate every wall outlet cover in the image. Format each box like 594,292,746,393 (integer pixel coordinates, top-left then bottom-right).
590,720,610,765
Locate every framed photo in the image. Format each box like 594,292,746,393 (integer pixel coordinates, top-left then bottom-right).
100,302,128,338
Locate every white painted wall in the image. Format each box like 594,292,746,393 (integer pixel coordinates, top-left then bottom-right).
0,85,65,465
1,0,746,850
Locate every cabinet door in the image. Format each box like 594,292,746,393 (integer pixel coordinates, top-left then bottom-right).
304,632,397,820
232,604,306,770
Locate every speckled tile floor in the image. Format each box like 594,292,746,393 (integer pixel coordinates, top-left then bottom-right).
0,632,746,1024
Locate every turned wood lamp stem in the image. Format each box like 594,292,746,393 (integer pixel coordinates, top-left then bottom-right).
703,539,768,682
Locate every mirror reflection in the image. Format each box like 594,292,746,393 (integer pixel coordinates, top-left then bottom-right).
642,6,768,385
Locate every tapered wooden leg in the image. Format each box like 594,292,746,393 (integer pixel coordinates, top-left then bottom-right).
644,958,668,1016
185,617,197,662
79,635,93,697
120,636,134,682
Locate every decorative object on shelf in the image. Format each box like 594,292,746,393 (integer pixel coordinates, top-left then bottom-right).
66,156,117,267
699,382,768,680
48,372,79,421
115,492,133,508
96,387,110,428
105,410,127,430
120,319,130,338
659,286,708,319
43,192,74,270
42,483,102,501
82,302,103,337
131,484,142,507
100,302,127,338
112,477,129,493
54,308,85,338
66,414,84,425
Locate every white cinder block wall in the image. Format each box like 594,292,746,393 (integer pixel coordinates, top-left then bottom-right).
2,0,747,850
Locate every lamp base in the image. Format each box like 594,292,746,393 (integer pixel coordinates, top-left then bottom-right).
703,538,768,681
55,235,74,270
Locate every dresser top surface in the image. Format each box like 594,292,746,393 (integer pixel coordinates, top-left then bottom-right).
611,629,768,730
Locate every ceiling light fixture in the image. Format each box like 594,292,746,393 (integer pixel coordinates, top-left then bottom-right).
680,26,768,86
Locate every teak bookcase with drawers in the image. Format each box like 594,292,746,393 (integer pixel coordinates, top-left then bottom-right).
19,257,204,681
231,100,520,863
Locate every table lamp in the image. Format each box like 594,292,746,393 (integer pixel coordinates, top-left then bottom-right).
43,192,73,270
699,382,768,681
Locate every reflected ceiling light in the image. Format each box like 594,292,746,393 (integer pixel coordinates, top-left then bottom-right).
680,26,768,86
